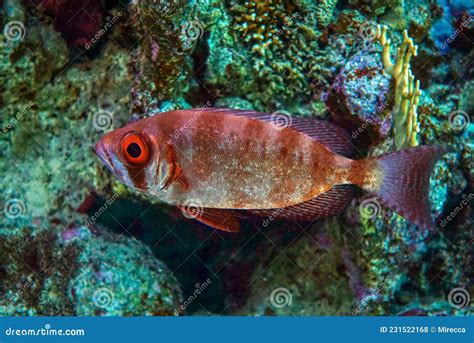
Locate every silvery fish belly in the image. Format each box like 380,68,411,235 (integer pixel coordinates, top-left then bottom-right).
95,107,448,232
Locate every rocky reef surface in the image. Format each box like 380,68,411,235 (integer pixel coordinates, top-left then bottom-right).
0,0,472,316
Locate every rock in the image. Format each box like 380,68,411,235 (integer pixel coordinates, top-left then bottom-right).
0,225,182,316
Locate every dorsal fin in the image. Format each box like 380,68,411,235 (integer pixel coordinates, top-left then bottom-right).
181,108,355,157
250,185,354,221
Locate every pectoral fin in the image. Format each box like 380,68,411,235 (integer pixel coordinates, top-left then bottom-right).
178,207,241,233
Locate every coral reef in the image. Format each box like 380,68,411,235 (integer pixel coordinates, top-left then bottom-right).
1,0,471,318
0,226,182,315
127,0,196,114
375,25,421,148
0,0,182,316
36,0,105,49
330,50,392,143
236,219,355,316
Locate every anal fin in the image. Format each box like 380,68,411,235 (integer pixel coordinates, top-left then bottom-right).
251,185,354,221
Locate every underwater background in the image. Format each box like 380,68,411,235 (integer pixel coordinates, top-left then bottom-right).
0,0,472,316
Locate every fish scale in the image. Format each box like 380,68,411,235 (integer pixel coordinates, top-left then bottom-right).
96,108,449,232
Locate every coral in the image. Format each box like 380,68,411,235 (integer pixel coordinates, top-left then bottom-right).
128,0,196,114
406,2,433,41
37,0,105,48
0,0,131,224
0,225,182,315
203,0,353,113
229,0,299,54
348,0,403,16
329,50,392,143
236,219,355,315
223,0,319,109
375,25,421,148
315,0,338,28
1,0,471,319
429,0,474,53
1,0,182,315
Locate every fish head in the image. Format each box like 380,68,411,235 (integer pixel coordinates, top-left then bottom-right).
95,121,161,192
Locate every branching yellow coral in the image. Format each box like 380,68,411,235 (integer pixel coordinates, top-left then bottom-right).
375,25,421,148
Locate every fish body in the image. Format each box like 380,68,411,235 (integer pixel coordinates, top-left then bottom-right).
96,108,447,232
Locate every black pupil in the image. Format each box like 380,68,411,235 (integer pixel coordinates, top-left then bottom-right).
126,143,142,158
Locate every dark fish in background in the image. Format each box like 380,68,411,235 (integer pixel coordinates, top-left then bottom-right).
95,108,448,232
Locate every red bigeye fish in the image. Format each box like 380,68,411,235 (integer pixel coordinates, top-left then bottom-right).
95,108,448,233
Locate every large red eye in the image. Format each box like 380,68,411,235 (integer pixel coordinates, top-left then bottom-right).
120,132,150,166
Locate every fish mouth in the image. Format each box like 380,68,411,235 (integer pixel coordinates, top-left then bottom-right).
95,140,117,175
